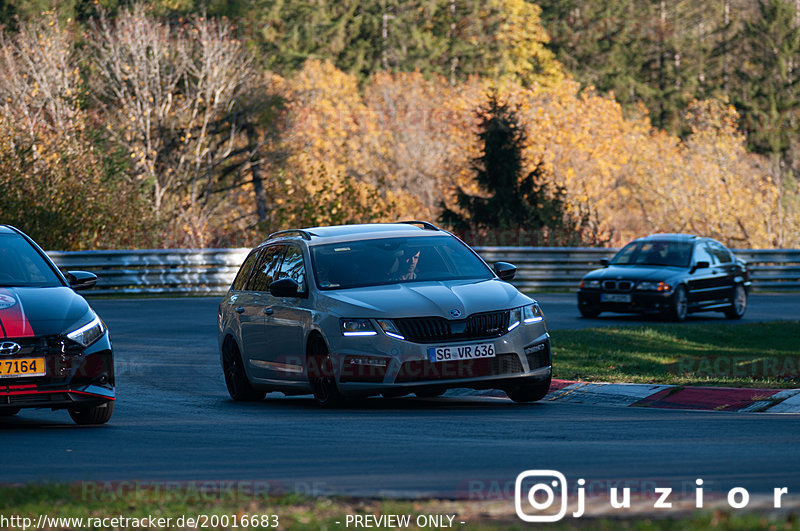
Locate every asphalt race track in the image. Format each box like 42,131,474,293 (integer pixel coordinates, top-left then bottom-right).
1,294,799,500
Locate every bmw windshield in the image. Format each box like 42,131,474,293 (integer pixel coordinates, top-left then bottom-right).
610,241,693,268
0,234,63,287
310,235,494,290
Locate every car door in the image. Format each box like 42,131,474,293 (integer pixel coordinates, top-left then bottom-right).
260,244,310,380
225,249,259,341
240,244,285,379
707,240,737,304
686,242,719,307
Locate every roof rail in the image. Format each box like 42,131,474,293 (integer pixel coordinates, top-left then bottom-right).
267,229,316,241
398,220,440,231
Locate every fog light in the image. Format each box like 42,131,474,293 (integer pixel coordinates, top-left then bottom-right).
347,357,388,367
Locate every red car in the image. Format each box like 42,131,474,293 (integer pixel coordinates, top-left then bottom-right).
0,225,114,424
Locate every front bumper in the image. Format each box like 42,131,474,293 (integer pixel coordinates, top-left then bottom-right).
578,289,674,314
0,333,115,411
328,322,551,396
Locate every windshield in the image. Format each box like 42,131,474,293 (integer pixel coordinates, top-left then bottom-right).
610,240,693,268
0,234,63,287
310,235,493,290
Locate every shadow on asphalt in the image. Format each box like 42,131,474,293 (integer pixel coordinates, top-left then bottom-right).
0,416,98,430
579,312,738,325
217,394,544,413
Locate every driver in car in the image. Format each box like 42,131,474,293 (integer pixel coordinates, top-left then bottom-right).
388,248,421,281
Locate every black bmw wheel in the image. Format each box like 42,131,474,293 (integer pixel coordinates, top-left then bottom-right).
724,285,747,319
223,340,265,402
308,336,344,407
506,375,551,403
669,286,688,322
68,402,114,425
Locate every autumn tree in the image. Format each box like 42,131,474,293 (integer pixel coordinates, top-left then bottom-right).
0,11,155,249
0,11,80,139
86,4,260,246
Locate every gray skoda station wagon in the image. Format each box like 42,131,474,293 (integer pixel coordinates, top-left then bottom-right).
218,222,552,406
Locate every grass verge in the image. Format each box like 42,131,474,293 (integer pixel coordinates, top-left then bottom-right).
549,321,800,387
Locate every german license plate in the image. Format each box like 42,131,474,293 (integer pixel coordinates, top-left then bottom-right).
601,293,631,303
428,343,496,363
0,358,45,378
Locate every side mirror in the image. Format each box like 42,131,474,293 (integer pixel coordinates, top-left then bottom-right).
269,277,300,298
600,258,609,267
493,261,517,281
691,261,710,273
66,271,97,291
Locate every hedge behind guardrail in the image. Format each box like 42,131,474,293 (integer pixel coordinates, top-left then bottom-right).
47,247,800,295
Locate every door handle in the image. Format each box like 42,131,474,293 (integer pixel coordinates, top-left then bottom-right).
235,307,245,314
264,307,274,316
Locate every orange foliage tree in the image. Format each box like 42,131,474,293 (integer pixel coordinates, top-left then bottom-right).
263,61,798,248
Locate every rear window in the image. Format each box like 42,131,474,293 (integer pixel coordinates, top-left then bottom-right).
0,234,62,287
310,235,492,290
610,241,693,268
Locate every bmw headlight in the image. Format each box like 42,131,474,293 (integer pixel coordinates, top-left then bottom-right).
579,279,601,289
66,314,106,347
509,303,544,331
340,318,378,337
636,281,672,292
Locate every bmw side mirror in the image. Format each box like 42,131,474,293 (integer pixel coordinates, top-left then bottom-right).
269,278,300,298
493,261,517,281
691,261,710,274
600,258,609,267
66,270,97,291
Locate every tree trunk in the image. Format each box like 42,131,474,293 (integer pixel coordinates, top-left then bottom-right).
246,124,269,222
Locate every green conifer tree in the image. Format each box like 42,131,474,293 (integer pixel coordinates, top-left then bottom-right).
731,0,800,160
440,92,574,243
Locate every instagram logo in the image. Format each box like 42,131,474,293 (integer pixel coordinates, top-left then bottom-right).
515,470,569,522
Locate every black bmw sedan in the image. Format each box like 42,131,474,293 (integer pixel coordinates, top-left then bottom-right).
577,234,750,321
0,225,114,424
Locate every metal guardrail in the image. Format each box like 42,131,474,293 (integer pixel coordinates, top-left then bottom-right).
47,247,800,295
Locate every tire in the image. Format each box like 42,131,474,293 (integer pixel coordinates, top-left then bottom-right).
222,340,265,402
68,401,114,425
0,408,20,417
415,387,446,398
724,284,747,319
578,305,601,318
382,390,411,399
307,335,344,408
668,285,688,322
506,375,551,403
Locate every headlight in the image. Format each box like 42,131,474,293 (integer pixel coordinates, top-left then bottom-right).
580,279,601,289
340,318,378,337
376,319,405,340
636,281,672,292
509,303,544,331
66,314,105,347
522,303,545,323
